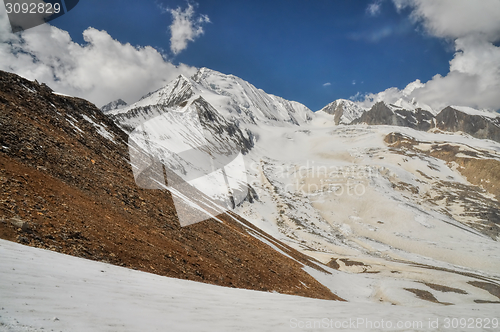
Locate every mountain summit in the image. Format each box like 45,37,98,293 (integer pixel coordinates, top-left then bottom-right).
110,68,314,131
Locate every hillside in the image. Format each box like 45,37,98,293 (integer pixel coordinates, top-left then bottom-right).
0,70,342,300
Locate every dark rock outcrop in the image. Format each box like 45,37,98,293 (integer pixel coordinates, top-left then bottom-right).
352,102,434,131
435,106,500,142
351,102,500,143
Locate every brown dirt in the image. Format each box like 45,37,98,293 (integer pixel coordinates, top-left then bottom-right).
422,282,467,294
404,288,453,305
327,258,340,270
468,281,500,300
0,70,344,301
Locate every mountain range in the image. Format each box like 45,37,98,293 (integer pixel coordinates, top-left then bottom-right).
1,67,500,329
107,67,500,302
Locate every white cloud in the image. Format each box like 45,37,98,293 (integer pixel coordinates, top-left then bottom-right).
349,92,364,102
0,7,197,107
354,87,402,108
323,82,331,87
412,36,500,111
394,0,500,42
166,3,210,55
367,2,382,16
358,0,500,112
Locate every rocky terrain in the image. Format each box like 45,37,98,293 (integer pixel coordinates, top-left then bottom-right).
435,106,500,143
340,101,500,143
352,101,435,131
0,70,343,301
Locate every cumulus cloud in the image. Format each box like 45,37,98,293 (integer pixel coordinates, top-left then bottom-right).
359,0,500,112
166,3,210,55
394,0,500,42
355,80,425,108
0,7,197,107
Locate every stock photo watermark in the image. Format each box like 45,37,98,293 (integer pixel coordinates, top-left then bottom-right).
3,0,79,32
289,317,499,330
250,161,379,197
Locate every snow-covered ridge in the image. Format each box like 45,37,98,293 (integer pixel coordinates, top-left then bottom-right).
318,98,437,127
318,99,367,125
450,105,500,119
389,97,436,115
317,97,500,143
320,98,498,127
101,98,127,113
111,68,313,129
191,67,313,125
108,74,194,117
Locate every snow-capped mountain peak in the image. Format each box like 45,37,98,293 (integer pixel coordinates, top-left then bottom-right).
190,67,313,126
106,68,316,226
123,74,195,111
450,105,500,119
100,98,128,113
318,98,367,125
111,68,313,129
389,97,436,115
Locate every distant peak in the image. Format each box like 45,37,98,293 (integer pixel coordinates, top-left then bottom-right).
320,98,367,125
101,98,128,113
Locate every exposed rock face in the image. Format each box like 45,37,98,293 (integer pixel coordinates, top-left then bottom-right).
352,102,434,131
435,106,500,142
346,101,500,143
353,102,396,126
0,70,343,301
192,96,254,154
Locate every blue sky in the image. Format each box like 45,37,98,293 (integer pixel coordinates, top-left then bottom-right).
48,0,452,110
1,1,499,111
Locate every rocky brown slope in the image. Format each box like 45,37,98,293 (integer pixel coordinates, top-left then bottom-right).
0,70,343,301
384,132,500,240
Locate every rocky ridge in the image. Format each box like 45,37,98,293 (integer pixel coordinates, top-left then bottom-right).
334,100,500,143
